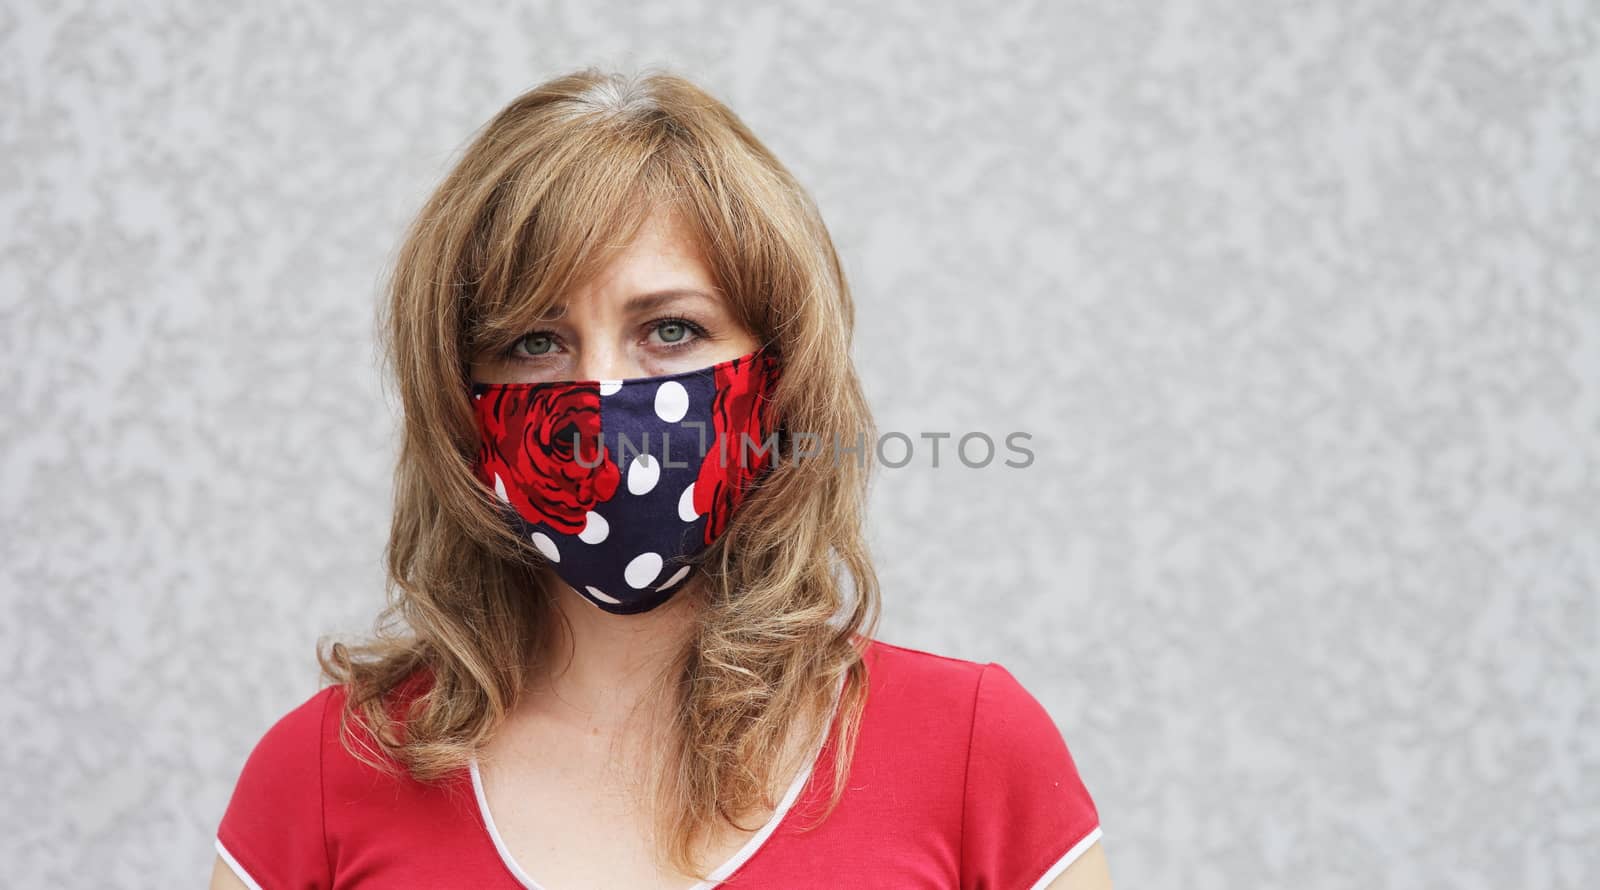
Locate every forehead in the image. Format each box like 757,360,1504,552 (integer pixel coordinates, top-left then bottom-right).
599,206,712,284
547,205,721,316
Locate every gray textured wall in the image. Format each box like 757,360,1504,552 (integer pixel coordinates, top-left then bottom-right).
3,2,1596,887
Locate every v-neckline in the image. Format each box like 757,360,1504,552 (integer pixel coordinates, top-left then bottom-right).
468,672,847,890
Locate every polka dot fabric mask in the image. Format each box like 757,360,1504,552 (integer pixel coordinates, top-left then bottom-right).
469,346,781,614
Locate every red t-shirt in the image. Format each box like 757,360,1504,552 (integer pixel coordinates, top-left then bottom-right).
215,637,1102,889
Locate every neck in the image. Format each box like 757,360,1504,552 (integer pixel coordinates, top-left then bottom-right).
526,571,699,731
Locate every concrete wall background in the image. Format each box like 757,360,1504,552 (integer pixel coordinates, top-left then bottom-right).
3,2,1596,886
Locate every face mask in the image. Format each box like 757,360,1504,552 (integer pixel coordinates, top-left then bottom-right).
469,346,781,614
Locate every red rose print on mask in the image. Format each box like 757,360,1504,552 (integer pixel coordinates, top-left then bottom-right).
692,351,781,545
473,383,621,535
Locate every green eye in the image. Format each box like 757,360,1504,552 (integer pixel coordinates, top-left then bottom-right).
516,333,555,356
658,321,688,343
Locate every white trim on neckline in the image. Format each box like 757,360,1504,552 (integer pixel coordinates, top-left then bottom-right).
469,672,848,890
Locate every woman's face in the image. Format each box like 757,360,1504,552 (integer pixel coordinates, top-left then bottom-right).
469,205,759,385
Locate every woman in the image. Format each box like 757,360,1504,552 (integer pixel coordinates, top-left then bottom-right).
210,67,1111,889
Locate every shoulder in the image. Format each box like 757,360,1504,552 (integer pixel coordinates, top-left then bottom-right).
230,683,341,793
853,638,988,755
860,639,1103,889
215,683,342,888
962,661,1103,888
267,682,341,745
216,672,433,887
861,638,1084,759
855,639,1063,778
857,640,1107,883
863,637,988,697
862,638,1063,729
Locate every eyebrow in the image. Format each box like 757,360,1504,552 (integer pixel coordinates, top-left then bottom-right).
623,288,718,313
530,288,718,324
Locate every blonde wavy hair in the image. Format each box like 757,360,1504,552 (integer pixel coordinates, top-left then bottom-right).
315,66,882,878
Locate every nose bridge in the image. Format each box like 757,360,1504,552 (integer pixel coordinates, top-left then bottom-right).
560,285,641,381
565,306,637,381
573,343,635,382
